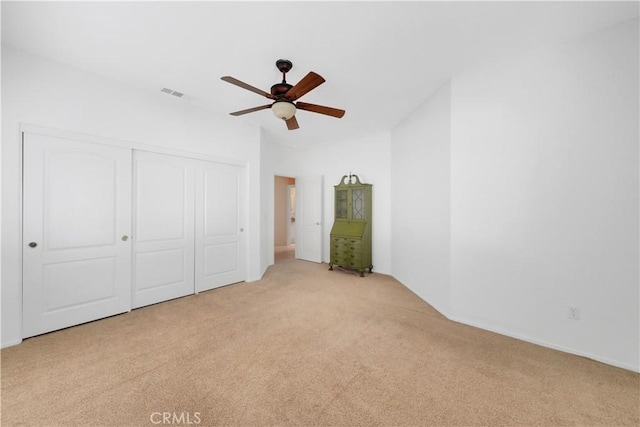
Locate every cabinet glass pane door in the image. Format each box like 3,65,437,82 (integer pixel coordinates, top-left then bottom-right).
336,189,348,219
352,189,364,219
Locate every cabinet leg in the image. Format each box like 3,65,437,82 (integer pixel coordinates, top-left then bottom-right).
359,270,365,277
329,264,333,271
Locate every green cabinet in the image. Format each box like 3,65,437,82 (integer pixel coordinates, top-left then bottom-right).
329,174,372,277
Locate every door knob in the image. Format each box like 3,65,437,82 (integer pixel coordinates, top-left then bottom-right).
240,228,244,232
121,235,129,241
28,242,37,248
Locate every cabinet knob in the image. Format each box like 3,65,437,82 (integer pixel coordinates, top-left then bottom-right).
28,242,38,248
121,235,129,241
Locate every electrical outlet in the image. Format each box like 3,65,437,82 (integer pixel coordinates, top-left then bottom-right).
567,306,581,320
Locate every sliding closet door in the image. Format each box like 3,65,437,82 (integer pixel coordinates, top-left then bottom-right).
132,151,195,308
195,162,246,292
23,133,132,338
23,134,247,335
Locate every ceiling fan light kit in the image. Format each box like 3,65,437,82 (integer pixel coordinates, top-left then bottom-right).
221,59,345,130
271,101,296,120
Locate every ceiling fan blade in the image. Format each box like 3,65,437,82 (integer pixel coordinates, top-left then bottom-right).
284,72,325,101
221,76,276,100
296,102,345,118
285,115,299,130
229,104,271,116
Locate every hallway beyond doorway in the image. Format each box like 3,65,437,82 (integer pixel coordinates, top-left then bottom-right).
275,244,295,263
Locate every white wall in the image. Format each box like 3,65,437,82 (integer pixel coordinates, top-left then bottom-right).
293,133,392,274
260,135,296,273
390,19,639,371
1,46,262,347
391,81,451,315
260,132,392,275
450,18,639,371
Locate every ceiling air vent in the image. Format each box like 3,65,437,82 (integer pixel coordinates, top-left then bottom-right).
160,88,185,98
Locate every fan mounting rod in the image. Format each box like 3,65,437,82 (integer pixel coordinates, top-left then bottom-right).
276,59,293,81
272,59,294,96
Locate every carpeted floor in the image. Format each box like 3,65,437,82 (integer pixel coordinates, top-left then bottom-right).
274,244,295,264
2,257,639,426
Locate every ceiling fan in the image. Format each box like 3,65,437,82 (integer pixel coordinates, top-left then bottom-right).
221,59,345,130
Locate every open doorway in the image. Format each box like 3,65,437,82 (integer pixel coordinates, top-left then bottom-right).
274,175,295,263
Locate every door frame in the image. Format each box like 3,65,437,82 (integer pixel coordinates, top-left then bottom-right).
20,125,248,166
286,184,296,245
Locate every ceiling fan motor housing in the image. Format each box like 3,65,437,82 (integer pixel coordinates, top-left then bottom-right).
271,82,293,97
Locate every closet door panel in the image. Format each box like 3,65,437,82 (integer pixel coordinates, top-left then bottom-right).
132,151,195,308
23,133,132,338
134,249,186,291
204,243,238,275
195,162,246,292
204,167,238,236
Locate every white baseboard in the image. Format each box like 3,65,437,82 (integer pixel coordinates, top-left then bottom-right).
446,314,640,373
392,277,639,373
1,339,23,349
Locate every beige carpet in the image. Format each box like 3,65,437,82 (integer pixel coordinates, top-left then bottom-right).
2,258,639,426
274,244,295,264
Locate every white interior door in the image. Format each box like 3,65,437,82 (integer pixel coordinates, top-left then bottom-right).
132,151,195,308
23,133,132,338
295,175,323,263
195,162,246,292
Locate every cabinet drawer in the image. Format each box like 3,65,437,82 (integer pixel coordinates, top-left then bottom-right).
332,237,362,251
331,235,363,268
333,249,361,260
333,257,358,268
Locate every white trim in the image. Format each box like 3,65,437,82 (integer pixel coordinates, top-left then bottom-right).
16,132,25,345
1,339,23,349
286,184,296,245
19,123,247,167
392,276,639,373
446,314,640,373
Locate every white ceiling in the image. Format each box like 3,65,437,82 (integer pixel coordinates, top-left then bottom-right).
2,1,638,147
